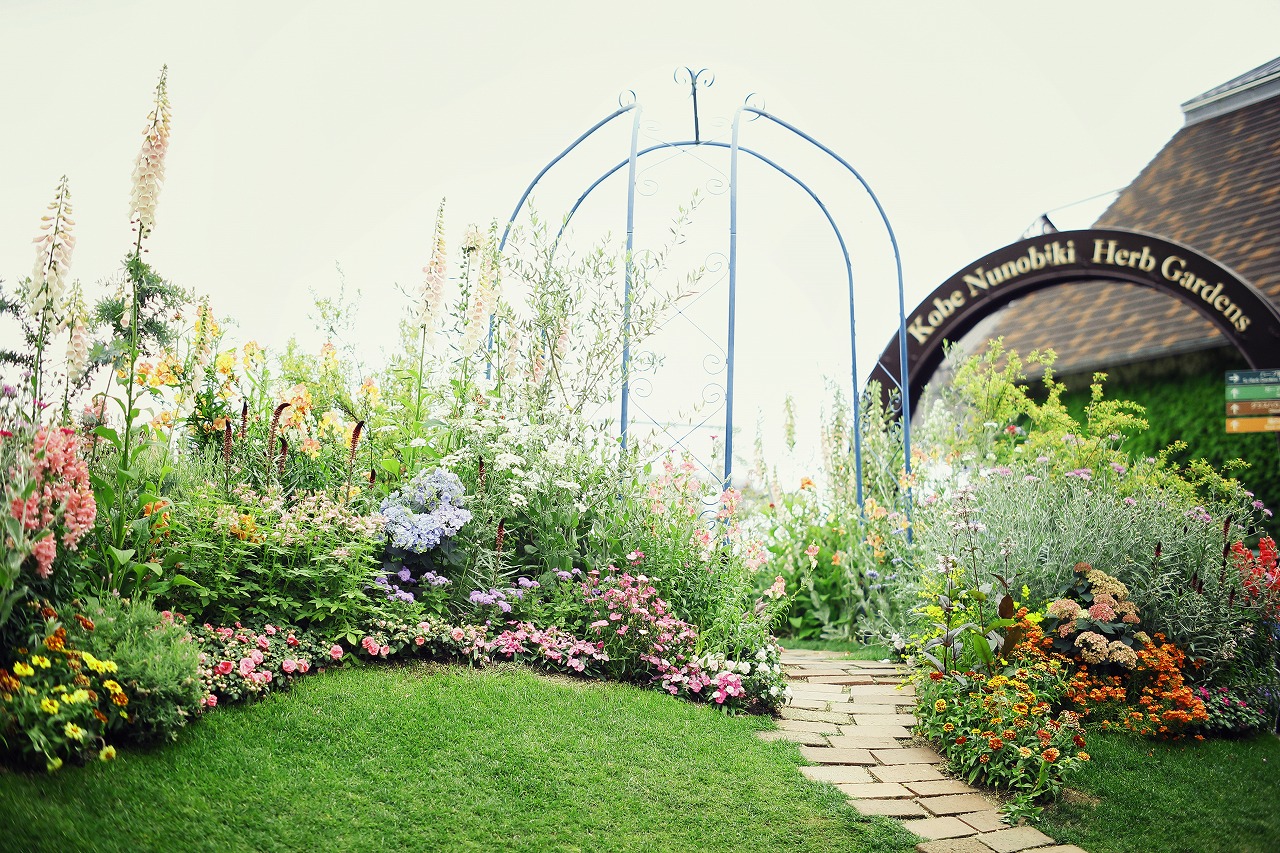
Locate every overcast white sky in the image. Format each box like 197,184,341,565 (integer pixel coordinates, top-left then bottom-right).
3,0,1279,477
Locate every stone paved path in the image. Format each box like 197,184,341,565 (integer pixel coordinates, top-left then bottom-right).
763,649,1087,853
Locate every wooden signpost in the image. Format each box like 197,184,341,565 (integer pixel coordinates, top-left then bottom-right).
1225,370,1280,433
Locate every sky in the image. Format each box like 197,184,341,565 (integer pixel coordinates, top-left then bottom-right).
3,0,1279,480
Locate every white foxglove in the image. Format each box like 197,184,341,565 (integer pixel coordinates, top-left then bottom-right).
128,66,172,238
29,176,75,329
417,201,447,338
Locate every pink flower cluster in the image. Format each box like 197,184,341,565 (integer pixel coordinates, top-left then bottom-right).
194,620,313,705
483,622,610,674
7,426,96,577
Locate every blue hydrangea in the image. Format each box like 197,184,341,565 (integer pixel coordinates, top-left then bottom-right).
380,467,472,553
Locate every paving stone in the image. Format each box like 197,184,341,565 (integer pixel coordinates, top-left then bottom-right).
1029,846,1088,853
798,746,876,765
901,816,979,841
872,746,946,765
849,660,900,669
914,839,1000,853
976,826,1056,852
756,729,829,746
784,668,851,678
852,798,927,818
870,763,947,783
845,702,910,713
850,713,918,727
789,686,852,699
824,734,904,750
906,779,981,796
777,719,841,735
799,764,874,784
848,683,915,696
956,810,1007,833
780,708,854,724
834,781,913,799
841,692,908,705
785,698,833,711
919,794,997,816
836,723,913,738
805,675,879,685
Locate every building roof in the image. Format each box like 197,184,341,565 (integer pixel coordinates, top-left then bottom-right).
983,59,1280,376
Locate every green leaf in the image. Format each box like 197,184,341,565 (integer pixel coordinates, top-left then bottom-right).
93,425,121,445
380,458,401,476
107,546,136,567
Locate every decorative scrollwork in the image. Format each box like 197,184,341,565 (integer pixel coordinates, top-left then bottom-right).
701,382,726,406
743,92,766,118
702,353,726,376
630,376,655,399
673,67,715,90
705,176,727,195
618,89,638,108
637,177,660,197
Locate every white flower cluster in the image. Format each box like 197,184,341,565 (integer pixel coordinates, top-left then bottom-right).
28,176,75,328
417,201,447,338
129,67,171,237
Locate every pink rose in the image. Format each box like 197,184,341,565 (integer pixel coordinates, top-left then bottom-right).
250,649,264,665
264,624,277,635
330,644,344,660
298,660,310,673
215,660,234,676
282,659,297,674
414,636,425,646
257,636,271,650
449,628,464,642
286,634,299,647
260,671,273,683
205,694,218,708
238,658,255,676
379,645,390,657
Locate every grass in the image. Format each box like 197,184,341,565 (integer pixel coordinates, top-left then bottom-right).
0,662,918,853
777,640,894,659
1038,729,1280,853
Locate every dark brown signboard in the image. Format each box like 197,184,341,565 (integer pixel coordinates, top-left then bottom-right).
871,229,1280,418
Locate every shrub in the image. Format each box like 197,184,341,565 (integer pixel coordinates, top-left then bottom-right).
191,619,331,705
67,596,204,742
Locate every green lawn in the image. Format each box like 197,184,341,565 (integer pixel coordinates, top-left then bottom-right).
0,662,917,853
1039,729,1280,853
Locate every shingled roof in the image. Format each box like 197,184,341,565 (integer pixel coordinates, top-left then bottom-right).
984,58,1280,375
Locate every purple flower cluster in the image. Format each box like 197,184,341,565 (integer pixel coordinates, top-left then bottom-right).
380,467,472,553
374,568,451,603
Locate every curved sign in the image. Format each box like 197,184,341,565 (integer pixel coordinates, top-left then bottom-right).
871,228,1280,416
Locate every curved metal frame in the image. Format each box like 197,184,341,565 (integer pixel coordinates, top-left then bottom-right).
495,82,912,517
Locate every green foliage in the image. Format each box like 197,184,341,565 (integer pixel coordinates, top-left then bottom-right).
68,596,203,742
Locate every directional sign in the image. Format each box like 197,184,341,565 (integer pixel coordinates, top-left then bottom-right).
1226,384,1280,401
1226,369,1280,386
1227,399,1280,417
1226,417,1280,434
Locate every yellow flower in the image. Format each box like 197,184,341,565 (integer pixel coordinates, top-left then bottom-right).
99,745,117,762
41,698,60,714
30,655,51,668
215,350,236,376
13,662,34,678
65,689,90,705
64,723,86,741
934,699,947,713
103,680,122,694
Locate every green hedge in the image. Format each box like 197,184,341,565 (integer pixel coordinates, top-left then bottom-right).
1055,347,1280,513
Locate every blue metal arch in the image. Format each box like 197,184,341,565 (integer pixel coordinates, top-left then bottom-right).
521,137,863,501
494,89,912,526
